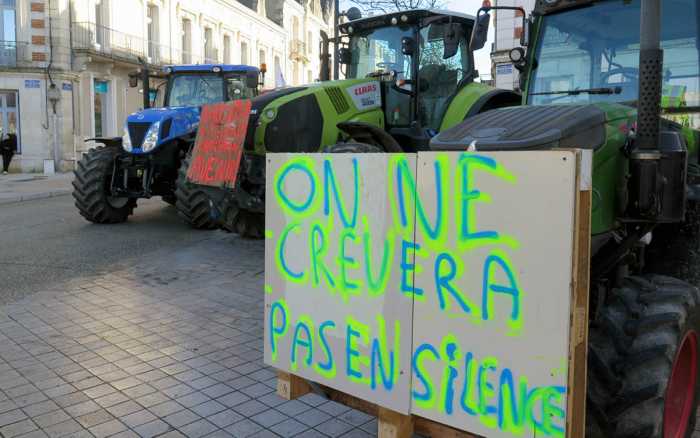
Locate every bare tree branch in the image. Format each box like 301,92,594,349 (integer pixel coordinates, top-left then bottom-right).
347,0,445,15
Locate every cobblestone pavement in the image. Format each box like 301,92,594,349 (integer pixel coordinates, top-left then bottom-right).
0,236,378,438
2,234,700,438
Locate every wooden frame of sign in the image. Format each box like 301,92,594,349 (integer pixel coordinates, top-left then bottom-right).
271,150,592,438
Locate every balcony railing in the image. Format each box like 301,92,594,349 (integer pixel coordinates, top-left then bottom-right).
0,41,30,68
71,22,208,66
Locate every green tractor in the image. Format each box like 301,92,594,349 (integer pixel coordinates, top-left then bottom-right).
202,8,520,237
430,0,700,436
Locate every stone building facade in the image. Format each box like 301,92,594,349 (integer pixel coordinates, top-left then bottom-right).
0,0,333,172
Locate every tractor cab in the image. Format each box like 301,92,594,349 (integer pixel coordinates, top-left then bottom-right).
334,9,488,143
160,64,261,108
123,64,261,154
524,0,700,127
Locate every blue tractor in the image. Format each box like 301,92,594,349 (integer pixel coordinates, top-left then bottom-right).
72,63,262,228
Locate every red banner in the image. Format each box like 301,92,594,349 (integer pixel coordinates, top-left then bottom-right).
186,99,252,188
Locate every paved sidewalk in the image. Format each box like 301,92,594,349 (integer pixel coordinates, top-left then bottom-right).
0,173,73,205
0,236,379,438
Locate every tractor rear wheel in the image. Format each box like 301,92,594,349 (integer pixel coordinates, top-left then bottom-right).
72,146,136,223
587,275,700,438
174,155,217,230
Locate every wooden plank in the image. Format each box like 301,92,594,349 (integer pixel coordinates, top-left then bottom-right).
276,371,311,400
377,407,414,438
565,150,592,438
414,416,480,438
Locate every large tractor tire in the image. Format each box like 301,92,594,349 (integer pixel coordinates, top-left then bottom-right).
174,155,217,230
587,275,700,438
72,146,136,224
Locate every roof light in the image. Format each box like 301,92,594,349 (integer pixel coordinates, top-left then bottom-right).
391,17,398,25
400,15,408,22
347,26,353,34
212,66,222,72
164,67,172,74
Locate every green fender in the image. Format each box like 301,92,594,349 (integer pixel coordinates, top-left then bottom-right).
440,83,522,131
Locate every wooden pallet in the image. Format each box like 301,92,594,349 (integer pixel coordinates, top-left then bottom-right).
276,371,479,438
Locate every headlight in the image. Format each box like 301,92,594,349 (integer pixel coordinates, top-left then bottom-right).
122,125,132,152
141,121,161,153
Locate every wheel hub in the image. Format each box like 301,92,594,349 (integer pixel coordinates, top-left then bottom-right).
664,330,698,438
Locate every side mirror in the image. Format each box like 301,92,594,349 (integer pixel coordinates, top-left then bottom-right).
338,47,352,65
401,37,415,56
149,89,158,107
469,8,491,51
128,74,138,88
246,70,259,89
521,17,531,47
443,23,464,59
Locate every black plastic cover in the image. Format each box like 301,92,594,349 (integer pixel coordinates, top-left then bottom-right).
265,94,323,153
430,104,607,151
244,86,307,151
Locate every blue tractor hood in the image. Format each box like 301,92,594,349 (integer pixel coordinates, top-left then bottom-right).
125,106,201,154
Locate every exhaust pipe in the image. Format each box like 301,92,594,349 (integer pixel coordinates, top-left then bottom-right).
627,0,687,222
636,0,662,151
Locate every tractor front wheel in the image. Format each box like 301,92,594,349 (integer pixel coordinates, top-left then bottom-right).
72,146,136,224
174,155,217,230
587,275,700,438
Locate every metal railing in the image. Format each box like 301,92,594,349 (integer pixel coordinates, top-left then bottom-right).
0,41,30,67
72,22,207,65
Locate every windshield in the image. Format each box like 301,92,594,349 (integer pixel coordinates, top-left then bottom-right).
166,74,224,107
346,26,414,80
528,0,700,113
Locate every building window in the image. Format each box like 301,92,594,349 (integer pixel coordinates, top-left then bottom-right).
241,41,248,65
204,27,215,62
307,70,312,84
259,49,265,68
307,31,312,55
147,4,159,62
0,0,17,67
223,34,231,64
95,0,106,46
181,18,192,63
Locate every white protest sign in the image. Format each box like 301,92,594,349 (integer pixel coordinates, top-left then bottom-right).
264,151,583,437
264,153,416,413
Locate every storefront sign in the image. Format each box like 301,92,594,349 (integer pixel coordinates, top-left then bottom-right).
94,81,108,94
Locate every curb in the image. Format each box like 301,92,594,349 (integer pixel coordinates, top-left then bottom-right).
0,188,72,205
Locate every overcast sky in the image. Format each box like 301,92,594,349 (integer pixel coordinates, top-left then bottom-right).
338,0,494,79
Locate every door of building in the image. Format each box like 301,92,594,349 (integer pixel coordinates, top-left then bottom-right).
0,90,20,153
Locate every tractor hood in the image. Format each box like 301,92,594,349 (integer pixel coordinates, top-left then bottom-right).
243,79,385,154
125,106,201,154
430,104,609,151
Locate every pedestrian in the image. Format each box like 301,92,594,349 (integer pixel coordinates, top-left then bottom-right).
0,131,17,174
